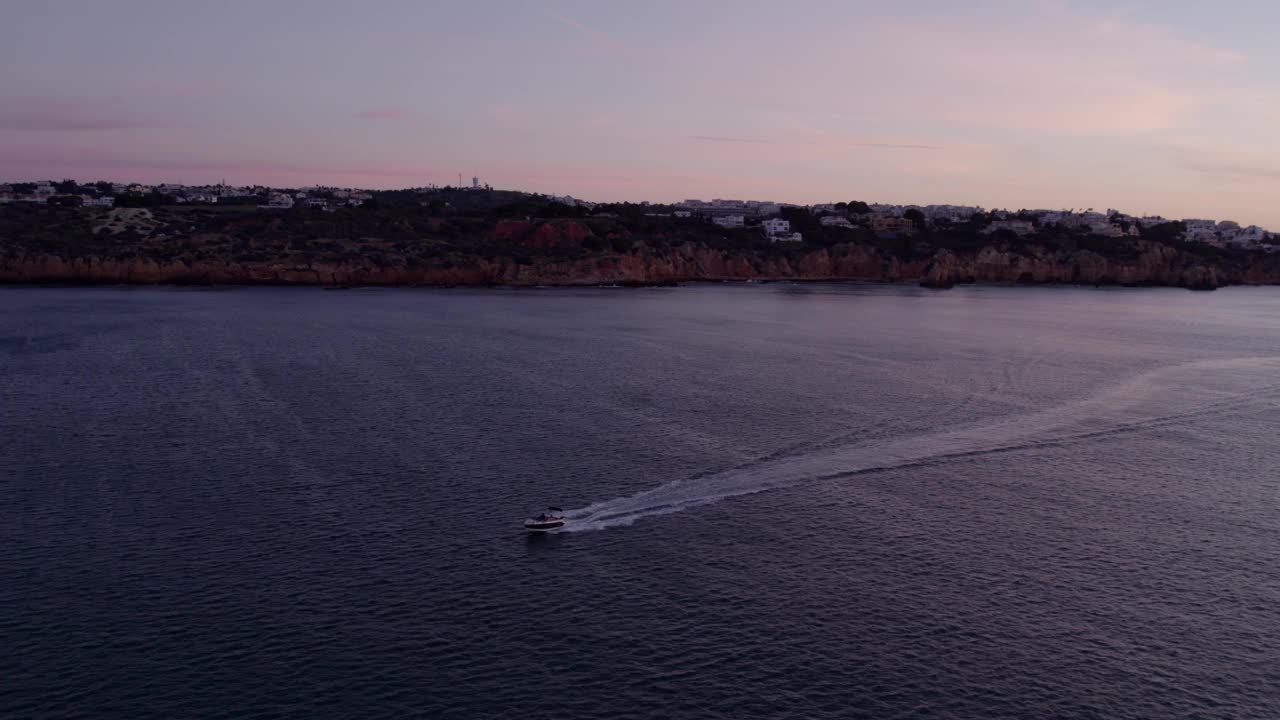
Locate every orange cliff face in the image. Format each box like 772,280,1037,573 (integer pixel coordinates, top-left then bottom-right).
3,224,1279,289
490,220,594,248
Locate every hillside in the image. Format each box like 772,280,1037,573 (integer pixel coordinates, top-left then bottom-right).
3,189,1278,290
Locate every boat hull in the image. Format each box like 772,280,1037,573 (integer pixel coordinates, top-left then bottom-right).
524,520,566,532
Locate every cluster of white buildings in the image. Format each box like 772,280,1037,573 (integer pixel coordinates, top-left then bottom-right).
671,196,1277,249
856,203,984,225
0,181,379,212
678,198,800,241
3,179,1277,251
813,202,1274,249
116,182,262,202
677,198,785,217
257,187,372,211
982,220,1037,236
0,182,59,204
986,209,1269,248
1178,218,1268,248
0,182,115,207
546,194,596,209
707,213,801,242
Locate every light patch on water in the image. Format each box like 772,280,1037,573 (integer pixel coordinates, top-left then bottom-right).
564,357,1280,532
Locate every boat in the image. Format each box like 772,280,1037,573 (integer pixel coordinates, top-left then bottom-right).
524,506,566,532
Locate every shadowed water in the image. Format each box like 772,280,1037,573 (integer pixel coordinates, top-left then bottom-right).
2,284,1279,719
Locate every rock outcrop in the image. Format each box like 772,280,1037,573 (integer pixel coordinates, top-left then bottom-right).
489,220,594,248
2,239,1277,289
917,244,1239,289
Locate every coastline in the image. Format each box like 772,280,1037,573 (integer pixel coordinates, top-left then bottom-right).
2,240,1274,290
5,202,1279,292
2,274,1273,292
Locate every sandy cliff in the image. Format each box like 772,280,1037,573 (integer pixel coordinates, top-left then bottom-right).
3,211,1278,289
3,239,1277,289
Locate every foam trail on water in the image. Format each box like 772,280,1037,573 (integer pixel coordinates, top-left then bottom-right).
563,357,1280,532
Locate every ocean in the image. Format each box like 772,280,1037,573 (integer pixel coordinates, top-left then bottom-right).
3,284,1279,719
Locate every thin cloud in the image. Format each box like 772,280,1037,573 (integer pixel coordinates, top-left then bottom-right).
355,107,411,120
0,97,167,131
126,79,225,99
691,135,937,149
849,143,941,150
1179,159,1280,182
552,13,607,40
1158,143,1280,182
690,135,774,145
550,13,630,54
0,144,433,180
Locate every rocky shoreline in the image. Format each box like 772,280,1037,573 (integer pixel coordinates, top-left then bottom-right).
3,239,1277,291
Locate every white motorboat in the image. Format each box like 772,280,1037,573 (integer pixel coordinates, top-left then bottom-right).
524,506,566,532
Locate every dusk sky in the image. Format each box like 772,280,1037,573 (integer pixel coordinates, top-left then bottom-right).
4,0,1280,225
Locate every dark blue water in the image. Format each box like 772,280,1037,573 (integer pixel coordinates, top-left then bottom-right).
3,284,1280,719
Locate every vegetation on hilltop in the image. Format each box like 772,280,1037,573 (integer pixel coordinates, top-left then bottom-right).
0,188,1274,286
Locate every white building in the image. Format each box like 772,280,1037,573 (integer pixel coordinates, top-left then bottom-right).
1239,225,1267,242
762,218,791,236
774,232,803,242
820,215,853,228
81,196,115,207
924,205,981,222
674,210,692,218
1088,222,1125,238
712,215,745,228
1219,224,1266,248
260,193,295,209
1183,219,1217,242
982,220,1035,236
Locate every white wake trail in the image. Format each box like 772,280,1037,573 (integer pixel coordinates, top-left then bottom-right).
563,357,1280,532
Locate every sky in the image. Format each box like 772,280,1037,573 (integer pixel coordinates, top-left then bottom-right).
3,0,1280,226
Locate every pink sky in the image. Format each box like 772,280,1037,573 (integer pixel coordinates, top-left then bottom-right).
3,1,1280,226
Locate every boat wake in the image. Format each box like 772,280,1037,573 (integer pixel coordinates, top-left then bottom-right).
563,357,1280,532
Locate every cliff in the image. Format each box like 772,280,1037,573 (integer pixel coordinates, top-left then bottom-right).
3,201,1279,289
3,238,1277,289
